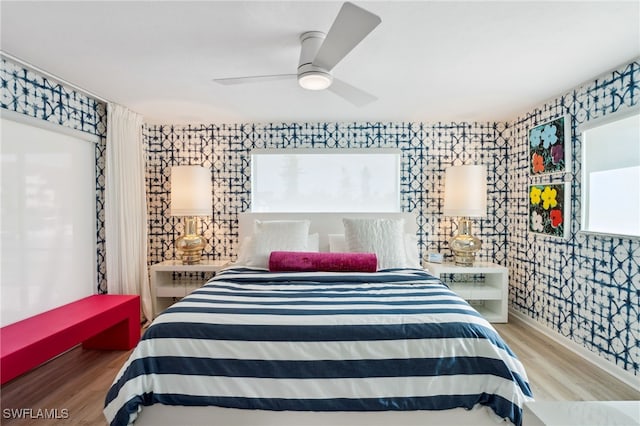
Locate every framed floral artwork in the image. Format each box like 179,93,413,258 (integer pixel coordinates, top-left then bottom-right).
528,116,570,175
529,183,570,238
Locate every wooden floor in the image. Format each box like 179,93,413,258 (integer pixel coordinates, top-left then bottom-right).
1,316,638,425
493,319,638,402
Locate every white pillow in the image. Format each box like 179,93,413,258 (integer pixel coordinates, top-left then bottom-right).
235,236,253,265
329,232,421,268
236,220,312,267
342,218,409,270
307,233,320,252
328,233,348,252
403,233,421,269
236,233,319,265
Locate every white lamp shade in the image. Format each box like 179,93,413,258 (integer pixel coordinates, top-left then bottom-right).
443,165,487,218
170,166,212,216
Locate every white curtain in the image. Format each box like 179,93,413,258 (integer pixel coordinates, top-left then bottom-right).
105,103,152,322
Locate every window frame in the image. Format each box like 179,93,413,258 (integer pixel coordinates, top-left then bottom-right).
578,105,640,239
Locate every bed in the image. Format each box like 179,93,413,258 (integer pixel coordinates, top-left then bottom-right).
104,213,533,425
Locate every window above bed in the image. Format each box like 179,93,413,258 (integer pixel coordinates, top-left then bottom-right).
250,149,401,212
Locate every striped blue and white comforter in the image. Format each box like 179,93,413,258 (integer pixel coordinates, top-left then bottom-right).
104,267,533,425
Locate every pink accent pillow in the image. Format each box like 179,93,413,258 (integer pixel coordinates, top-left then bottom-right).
269,251,377,273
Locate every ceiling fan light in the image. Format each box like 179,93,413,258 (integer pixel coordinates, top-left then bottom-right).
298,71,332,90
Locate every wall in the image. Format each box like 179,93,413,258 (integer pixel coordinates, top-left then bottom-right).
0,57,108,293
508,59,639,375
146,59,639,378
145,122,509,267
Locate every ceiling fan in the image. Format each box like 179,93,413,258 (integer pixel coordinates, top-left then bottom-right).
213,2,381,107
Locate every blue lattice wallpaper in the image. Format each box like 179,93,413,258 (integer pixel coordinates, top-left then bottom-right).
508,60,639,375
144,122,509,269
0,57,108,293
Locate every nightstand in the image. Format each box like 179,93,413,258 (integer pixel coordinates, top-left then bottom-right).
150,260,229,317
423,261,508,323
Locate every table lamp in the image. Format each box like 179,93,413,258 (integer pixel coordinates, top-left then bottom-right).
170,165,212,264
443,164,487,266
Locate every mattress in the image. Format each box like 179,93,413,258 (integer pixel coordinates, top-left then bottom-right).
104,267,533,425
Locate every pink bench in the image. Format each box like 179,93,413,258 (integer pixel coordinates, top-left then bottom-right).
0,294,140,385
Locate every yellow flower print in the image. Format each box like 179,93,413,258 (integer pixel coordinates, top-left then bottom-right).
541,186,558,210
530,186,542,205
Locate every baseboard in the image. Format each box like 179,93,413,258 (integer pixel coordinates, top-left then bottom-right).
508,308,639,393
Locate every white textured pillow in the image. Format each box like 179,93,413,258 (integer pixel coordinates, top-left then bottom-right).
330,232,420,268
244,220,311,267
342,218,409,270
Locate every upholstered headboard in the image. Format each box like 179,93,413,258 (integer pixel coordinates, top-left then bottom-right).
238,212,417,252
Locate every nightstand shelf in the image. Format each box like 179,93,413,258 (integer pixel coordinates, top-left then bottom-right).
150,260,229,317
423,261,508,323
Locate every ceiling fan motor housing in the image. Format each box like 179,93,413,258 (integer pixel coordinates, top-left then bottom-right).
297,31,333,90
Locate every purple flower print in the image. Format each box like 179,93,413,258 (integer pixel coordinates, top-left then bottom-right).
551,144,564,164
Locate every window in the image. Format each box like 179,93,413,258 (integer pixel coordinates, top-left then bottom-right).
251,149,401,212
580,107,640,238
1,111,98,326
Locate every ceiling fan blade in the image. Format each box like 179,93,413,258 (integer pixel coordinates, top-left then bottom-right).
213,74,296,85
312,2,381,71
328,78,377,107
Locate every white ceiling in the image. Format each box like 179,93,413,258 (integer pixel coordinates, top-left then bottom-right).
1,1,639,124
